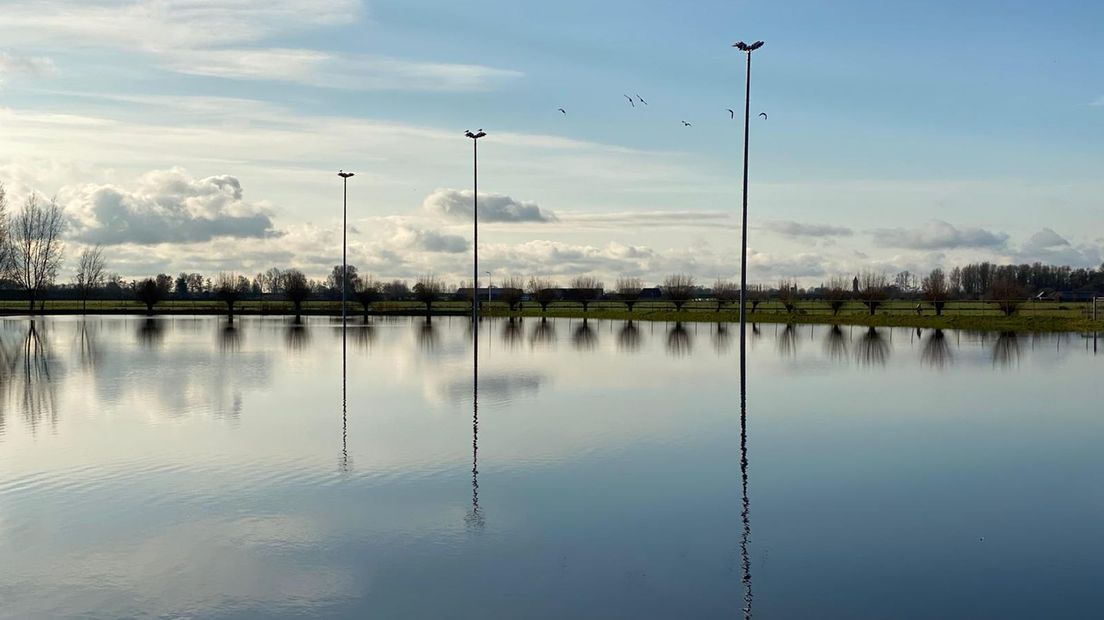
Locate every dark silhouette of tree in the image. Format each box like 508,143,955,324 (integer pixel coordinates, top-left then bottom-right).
382,279,410,301
215,272,249,322
777,279,799,314
417,317,438,350
327,264,361,298
571,318,597,350
137,317,164,348
498,276,524,312
413,274,443,314
823,325,848,361
135,278,162,315
921,329,952,368
748,285,766,314
824,276,850,315
617,276,643,313
284,269,310,321
987,277,1026,316
713,279,738,312
285,321,309,353
776,323,798,357
712,322,732,354
922,268,948,315
663,274,695,311
566,275,603,313
502,317,524,348
9,194,65,312
73,245,106,312
666,322,692,356
992,331,1020,368
859,272,889,316
527,277,558,313
353,277,381,320
530,317,556,348
855,326,889,367
617,321,641,352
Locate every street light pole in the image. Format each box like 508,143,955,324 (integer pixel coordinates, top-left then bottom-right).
733,40,763,381
465,130,487,327
337,171,354,330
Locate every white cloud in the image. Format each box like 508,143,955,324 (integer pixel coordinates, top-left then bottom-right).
164,48,522,91
423,189,556,223
871,220,1008,250
762,220,853,237
1010,228,1101,267
62,169,277,245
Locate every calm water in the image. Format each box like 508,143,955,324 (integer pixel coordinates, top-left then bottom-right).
0,316,1101,619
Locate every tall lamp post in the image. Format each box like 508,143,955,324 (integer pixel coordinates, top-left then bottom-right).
465,129,487,327
337,170,354,329
732,40,763,377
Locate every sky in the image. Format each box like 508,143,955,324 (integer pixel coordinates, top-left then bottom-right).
0,0,1101,287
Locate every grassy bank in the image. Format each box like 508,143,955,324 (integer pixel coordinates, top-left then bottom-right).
2,298,1100,332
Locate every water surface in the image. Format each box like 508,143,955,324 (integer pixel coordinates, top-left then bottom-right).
0,316,1100,618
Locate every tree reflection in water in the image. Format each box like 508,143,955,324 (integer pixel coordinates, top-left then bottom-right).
823,325,848,362
776,324,798,358
571,319,597,351
9,321,61,434
992,332,1021,369
712,323,731,355
137,318,164,349
285,320,309,353
530,318,555,349
76,320,100,373
218,324,241,353
666,322,691,357
417,318,438,352
501,317,524,349
921,329,953,369
617,321,641,353
855,326,889,367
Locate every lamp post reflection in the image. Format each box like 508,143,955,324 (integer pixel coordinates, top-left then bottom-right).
738,320,753,618
465,321,485,531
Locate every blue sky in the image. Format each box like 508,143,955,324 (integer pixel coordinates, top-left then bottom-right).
0,0,1101,284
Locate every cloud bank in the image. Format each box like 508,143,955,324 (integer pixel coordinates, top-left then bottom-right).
423,189,557,223
64,169,277,245
871,220,1008,250
763,220,853,237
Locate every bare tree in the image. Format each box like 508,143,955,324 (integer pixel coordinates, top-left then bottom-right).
353,276,381,320
527,277,559,313
73,245,106,312
824,276,850,316
922,268,949,315
135,278,163,315
987,277,1026,317
776,279,799,314
382,279,410,300
662,274,695,312
498,276,525,312
413,274,444,314
859,271,889,316
712,279,738,312
9,194,65,312
215,273,249,322
566,275,603,313
284,269,310,321
616,276,643,312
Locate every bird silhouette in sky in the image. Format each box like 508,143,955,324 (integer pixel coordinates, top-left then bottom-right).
682,120,692,127
759,112,768,119
728,108,735,119
558,108,566,115
636,94,648,105
624,94,635,107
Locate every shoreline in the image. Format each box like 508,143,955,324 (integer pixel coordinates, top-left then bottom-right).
2,304,1100,333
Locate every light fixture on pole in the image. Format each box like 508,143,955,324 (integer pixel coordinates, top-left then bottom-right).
464,129,487,327
732,40,763,378
337,170,354,330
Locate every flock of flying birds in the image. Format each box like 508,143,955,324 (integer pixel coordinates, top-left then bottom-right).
555,94,767,127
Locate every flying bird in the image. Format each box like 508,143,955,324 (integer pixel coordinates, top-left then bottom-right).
636,94,648,105
728,108,734,119
682,120,692,127
624,94,635,107
759,112,768,119
558,107,566,115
